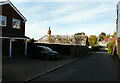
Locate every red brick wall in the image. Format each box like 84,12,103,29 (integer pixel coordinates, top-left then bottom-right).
1,4,25,37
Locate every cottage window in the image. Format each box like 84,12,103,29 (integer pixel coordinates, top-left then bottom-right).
0,16,6,26
12,18,20,29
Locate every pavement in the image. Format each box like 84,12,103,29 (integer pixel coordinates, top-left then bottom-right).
29,49,120,81
2,55,78,81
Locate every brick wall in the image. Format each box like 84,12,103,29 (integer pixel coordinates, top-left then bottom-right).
2,4,25,37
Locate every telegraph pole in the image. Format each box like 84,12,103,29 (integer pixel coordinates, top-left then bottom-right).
117,2,120,59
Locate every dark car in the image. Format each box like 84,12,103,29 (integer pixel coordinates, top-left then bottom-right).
29,46,60,60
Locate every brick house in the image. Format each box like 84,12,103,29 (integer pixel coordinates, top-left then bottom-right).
0,0,29,57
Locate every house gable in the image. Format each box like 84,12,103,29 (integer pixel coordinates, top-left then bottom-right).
0,1,27,37
0,1,27,22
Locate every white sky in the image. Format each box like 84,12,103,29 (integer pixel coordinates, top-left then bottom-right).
1,0,119,39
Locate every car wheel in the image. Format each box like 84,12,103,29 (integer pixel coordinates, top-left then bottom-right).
46,55,50,60
52,56,56,60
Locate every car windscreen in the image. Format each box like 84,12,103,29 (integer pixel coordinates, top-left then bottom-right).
44,47,52,52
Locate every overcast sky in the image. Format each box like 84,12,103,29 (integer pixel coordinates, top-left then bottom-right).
5,0,119,39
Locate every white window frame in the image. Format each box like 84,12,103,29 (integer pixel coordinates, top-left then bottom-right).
12,18,21,29
0,15,7,27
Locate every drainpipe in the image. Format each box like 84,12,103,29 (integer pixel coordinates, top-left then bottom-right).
9,39,12,57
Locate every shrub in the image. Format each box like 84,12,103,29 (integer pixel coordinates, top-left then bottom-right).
91,45,100,51
27,38,35,43
107,39,116,54
88,35,97,46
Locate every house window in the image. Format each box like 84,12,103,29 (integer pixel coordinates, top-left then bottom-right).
0,15,7,26
12,18,20,29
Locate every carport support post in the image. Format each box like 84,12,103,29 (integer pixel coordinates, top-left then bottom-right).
25,39,27,56
9,39,12,57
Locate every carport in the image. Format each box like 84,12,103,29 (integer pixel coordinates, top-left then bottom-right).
1,36,29,57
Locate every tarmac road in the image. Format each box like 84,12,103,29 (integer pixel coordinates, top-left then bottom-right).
2,55,77,81
30,49,119,81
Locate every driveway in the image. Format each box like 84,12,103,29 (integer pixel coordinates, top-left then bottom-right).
2,55,77,81
30,49,119,81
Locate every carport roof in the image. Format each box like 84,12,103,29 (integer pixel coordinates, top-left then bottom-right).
0,36,29,40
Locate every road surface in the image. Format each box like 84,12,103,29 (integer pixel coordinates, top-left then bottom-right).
30,49,119,81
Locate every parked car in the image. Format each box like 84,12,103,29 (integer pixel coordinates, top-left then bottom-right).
29,46,60,60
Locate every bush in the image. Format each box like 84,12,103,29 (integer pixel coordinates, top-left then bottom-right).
27,38,35,43
107,39,116,54
88,35,97,46
91,45,100,51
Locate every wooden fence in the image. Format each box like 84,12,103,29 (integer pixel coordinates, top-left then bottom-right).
28,43,88,57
